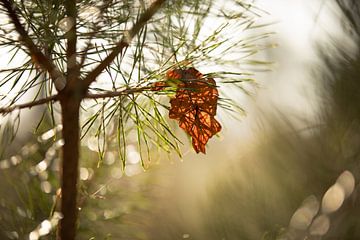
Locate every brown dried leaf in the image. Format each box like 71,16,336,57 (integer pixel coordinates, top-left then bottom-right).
167,67,221,154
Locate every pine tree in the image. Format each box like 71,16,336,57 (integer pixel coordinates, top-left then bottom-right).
0,0,270,239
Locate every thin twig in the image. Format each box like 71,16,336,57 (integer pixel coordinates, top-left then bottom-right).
0,0,65,91
0,95,59,114
82,0,166,89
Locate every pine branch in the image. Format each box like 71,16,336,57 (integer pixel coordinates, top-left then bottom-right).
0,95,59,114
0,86,159,114
0,0,65,91
81,0,166,89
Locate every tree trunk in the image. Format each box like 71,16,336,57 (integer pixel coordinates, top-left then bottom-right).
58,97,81,240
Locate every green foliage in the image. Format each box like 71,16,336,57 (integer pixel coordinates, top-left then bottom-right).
0,0,271,165
140,1,360,240
0,0,272,239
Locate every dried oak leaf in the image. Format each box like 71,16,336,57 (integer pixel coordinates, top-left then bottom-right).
167,67,221,154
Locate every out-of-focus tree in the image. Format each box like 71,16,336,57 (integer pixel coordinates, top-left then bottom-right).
0,0,270,239
153,0,360,239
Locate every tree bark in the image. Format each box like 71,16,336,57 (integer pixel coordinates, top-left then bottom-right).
58,96,81,240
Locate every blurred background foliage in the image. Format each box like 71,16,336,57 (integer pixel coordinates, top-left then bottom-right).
2,0,360,239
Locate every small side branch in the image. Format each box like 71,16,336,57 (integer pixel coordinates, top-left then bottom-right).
0,0,65,91
0,95,59,114
82,0,166,89
85,86,156,99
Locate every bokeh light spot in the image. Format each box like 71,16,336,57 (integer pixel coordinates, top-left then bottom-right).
309,214,330,236
39,220,51,236
289,195,319,230
321,183,345,214
111,167,123,179
104,152,116,165
36,160,48,173
29,231,39,240
183,233,190,238
0,159,10,169
58,17,75,33
87,136,98,152
336,170,355,198
125,164,142,177
126,145,141,164
40,181,52,194
80,167,89,180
